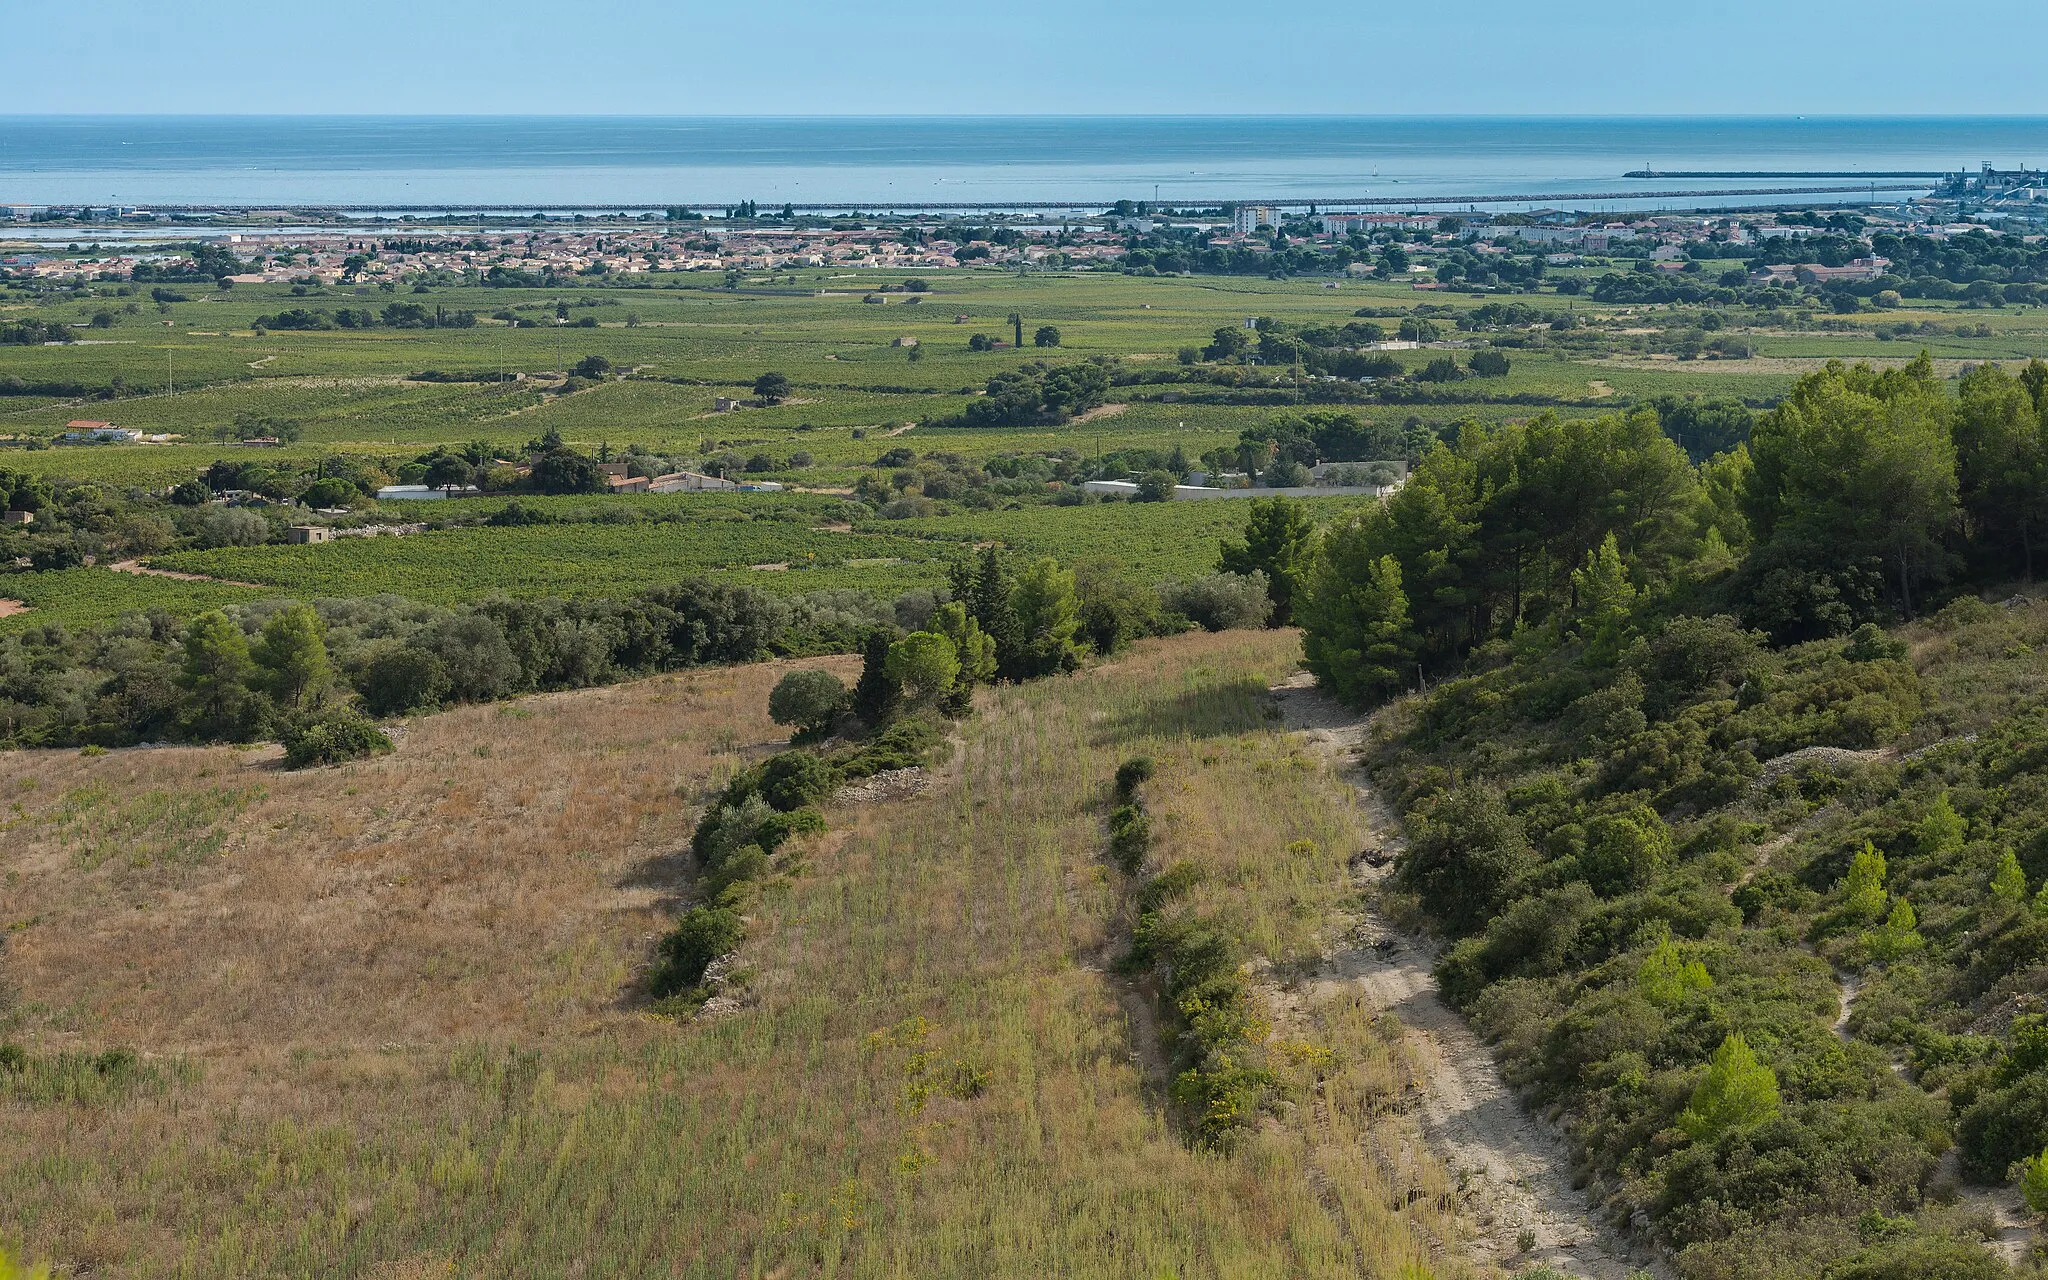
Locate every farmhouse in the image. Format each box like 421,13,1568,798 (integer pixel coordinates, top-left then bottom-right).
647,471,739,493
59,420,141,444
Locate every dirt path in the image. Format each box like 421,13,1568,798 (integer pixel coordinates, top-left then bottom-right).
1834,976,2032,1264
109,559,261,587
1270,672,1668,1280
0,598,28,618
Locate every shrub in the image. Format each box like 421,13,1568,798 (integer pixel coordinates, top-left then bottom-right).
703,843,768,899
757,805,826,851
759,751,839,811
1114,755,1156,800
1108,803,1151,873
692,792,776,867
1827,1236,2011,1280
767,668,846,737
354,647,449,716
833,715,942,778
1958,1070,2048,1181
650,904,743,997
1162,572,1273,632
280,710,393,769
1581,805,1675,896
1137,861,1204,914
1400,787,1535,935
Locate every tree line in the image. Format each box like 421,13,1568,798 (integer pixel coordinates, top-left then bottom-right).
1289,354,2048,706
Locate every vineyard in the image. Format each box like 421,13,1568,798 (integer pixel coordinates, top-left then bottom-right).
7,262,2043,637
0,568,267,628
885,495,1376,582
150,519,950,604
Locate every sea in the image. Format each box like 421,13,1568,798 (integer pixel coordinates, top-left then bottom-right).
3,115,2046,215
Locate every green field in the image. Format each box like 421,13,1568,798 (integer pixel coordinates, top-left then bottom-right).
7,262,2048,630
152,519,949,604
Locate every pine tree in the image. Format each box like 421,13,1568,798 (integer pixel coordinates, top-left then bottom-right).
1637,937,1714,1006
1919,792,1967,856
1865,896,1925,962
1571,532,1637,663
1679,1032,1780,1141
1841,842,1889,923
1298,527,1418,708
2024,1148,2048,1214
1992,848,2029,906
251,602,331,709
1218,496,1318,625
969,545,1021,677
180,609,251,733
930,602,996,687
1009,558,1086,678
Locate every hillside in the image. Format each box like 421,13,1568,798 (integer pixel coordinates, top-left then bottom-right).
2,630,1475,1277
1358,590,2048,1279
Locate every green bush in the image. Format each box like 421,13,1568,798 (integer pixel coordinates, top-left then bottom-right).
832,715,942,779
1136,861,1204,913
650,905,743,997
760,750,839,811
1826,1235,2011,1280
280,710,393,769
767,667,846,737
703,844,769,900
757,805,825,852
1957,1069,2048,1181
1108,803,1151,873
1114,755,1156,800
354,647,449,716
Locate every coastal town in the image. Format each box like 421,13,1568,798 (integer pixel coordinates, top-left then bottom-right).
0,199,2028,288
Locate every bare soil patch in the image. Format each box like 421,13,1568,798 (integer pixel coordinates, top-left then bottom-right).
1073,402,1129,423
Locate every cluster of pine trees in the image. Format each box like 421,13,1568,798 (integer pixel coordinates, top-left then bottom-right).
1297,354,2048,705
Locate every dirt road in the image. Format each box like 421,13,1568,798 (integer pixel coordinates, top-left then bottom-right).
1271,673,1667,1280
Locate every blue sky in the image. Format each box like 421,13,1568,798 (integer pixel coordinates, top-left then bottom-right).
10,0,2046,116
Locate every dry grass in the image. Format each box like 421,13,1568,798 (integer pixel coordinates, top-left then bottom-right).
1,632,1473,1278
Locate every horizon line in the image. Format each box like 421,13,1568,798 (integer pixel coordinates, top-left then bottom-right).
7,112,2048,122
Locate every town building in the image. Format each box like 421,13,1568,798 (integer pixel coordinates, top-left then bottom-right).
1233,205,1278,235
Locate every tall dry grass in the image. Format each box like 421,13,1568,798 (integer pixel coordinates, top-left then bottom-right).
1,631,1471,1277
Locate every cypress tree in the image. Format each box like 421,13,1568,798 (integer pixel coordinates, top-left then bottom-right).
850,627,902,727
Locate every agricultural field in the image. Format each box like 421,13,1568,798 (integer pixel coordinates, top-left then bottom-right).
152,518,951,604
0,628,1472,1277
6,259,2048,631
